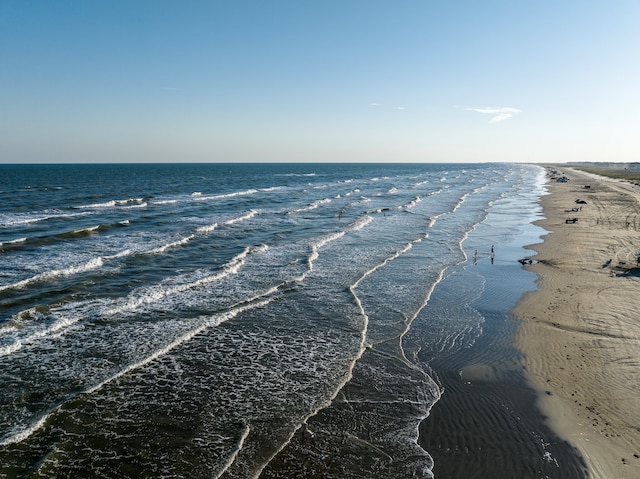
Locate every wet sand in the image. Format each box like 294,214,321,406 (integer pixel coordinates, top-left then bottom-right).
419,245,588,478
513,166,640,478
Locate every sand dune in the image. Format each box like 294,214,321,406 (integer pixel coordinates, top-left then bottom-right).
513,166,640,478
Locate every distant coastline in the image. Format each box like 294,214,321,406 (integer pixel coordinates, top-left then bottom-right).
550,162,640,184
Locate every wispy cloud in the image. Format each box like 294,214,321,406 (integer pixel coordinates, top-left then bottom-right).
488,112,514,123
369,103,406,110
464,106,520,123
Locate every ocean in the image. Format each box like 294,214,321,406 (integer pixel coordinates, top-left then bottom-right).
0,163,586,478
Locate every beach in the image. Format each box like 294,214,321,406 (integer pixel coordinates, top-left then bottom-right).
514,167,640,478
4,162,638,477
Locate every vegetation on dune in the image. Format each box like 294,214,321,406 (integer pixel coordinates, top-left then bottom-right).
562,163,640,184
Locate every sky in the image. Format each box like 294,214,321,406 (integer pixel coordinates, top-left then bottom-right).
1,0,639,164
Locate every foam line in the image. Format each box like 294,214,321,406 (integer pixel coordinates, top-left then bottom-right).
256,233,427,476
193,189,259,201
195,222,218,234
223,209,257,225
0,244,137,294
303,215,373,277
193,210,256,235
0,312,84,357
75,198,146,209
0,237,27,247
70,225,100,235
145,234,196,255
1,244,268,357
0,415,48,447
0,210,91,227
89,299,273,395
404,196,422,209
75,200,117,209
349,215,373,232
106,245,267,316
0,298,275,447
212,425,252,479
288,198,331,214
0,257,105,293
306,231,345,273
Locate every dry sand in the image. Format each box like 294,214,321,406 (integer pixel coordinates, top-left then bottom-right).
513,167,640,478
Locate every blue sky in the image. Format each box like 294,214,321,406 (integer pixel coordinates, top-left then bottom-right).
1,1,639,163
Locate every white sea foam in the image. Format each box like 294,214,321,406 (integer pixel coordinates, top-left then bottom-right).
193,189,259,202
106,245,267,316
121,201,147,209
0,216,42,227
150,187,258,205
0,313,83,357
0,210,91,227
77,200,116,209
352,239,417,290
404,196,422,209
288,198,331,214
313,231,345,251
0,415,48,446
105,249,133,260
213,424,252,479
0,257,105,293
196,222,219,234
0,237,27,246
304,230,346,275
3,211,260,295
301,215,374,276
223,210,257,225
256,237,389,476
0,298,276,446
115,198,145,205
71,225,100,234
91,298,275,395
77,198,146,209
193,211,257,234
146,235,195,255
0,244,267,357
349,215,373,232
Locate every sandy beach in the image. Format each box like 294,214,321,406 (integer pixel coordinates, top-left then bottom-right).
514,166,640,478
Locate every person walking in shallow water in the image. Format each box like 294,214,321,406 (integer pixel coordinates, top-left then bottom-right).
490,245,495,264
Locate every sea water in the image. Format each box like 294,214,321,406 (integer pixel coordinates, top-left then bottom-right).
0,162,546,478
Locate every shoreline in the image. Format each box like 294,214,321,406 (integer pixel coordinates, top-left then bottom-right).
513,166,640,478
418,167,588,478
